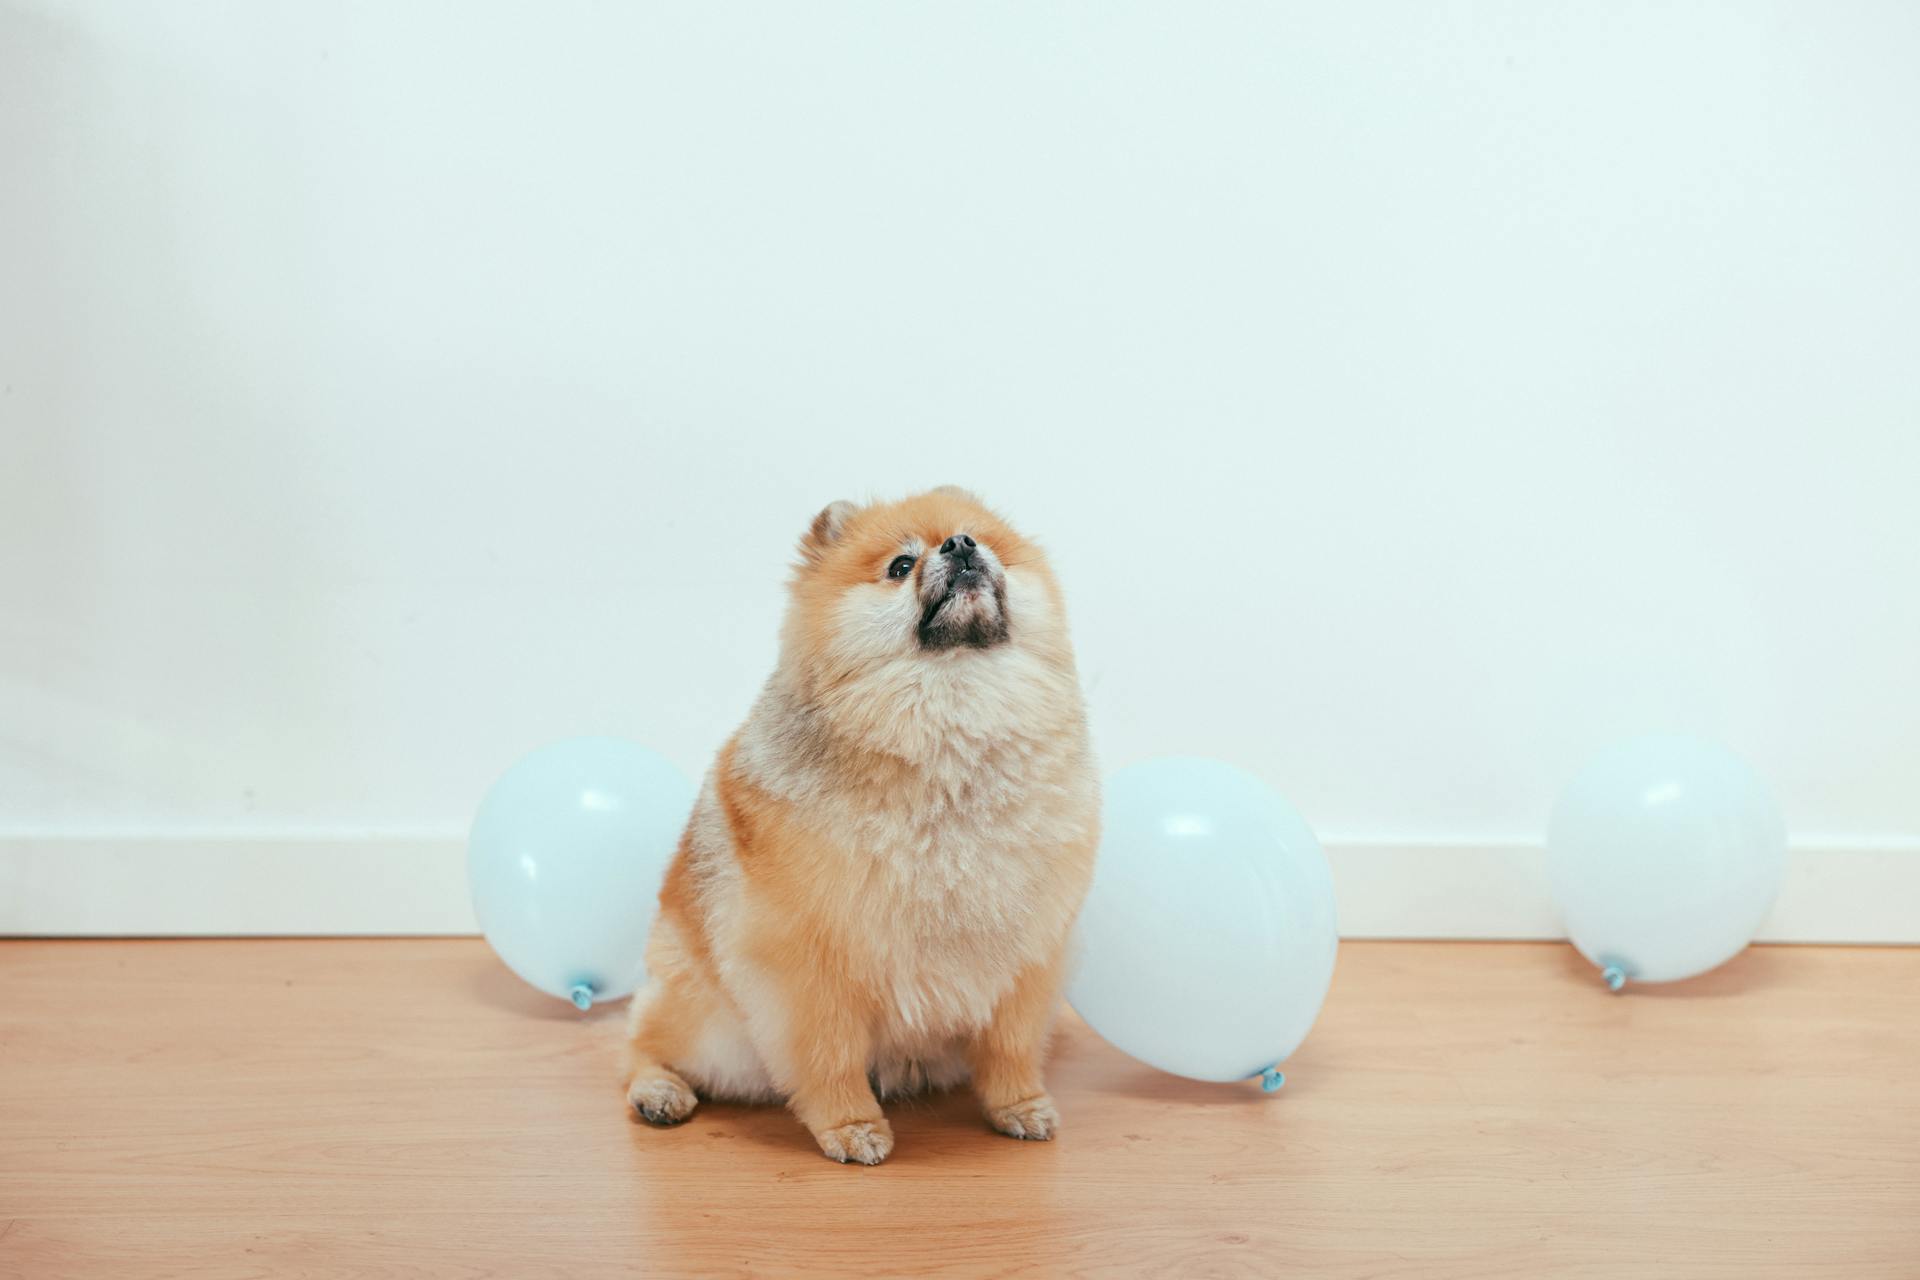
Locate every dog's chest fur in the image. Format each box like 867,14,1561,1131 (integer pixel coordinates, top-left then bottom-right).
733,678,1094,1041
850,743,1085,1035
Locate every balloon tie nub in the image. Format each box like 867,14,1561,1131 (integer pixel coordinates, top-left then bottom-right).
1601,964,1627,994
1258,1065,1284,1093
569,982,595,1011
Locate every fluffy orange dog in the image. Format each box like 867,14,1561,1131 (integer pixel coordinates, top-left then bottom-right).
622,487,1099,1164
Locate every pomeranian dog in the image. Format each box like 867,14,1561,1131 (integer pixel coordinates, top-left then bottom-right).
622,486,1099,1164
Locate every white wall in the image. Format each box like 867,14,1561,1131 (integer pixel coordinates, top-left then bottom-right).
4,3,1918,933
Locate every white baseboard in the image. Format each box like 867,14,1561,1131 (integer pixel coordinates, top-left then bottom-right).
1326,838,1920,942
1,830,1915,942
0,831,477,936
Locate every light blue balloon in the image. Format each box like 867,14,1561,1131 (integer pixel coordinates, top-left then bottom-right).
1548,735,1787,988
1068,758,1338,1086
468,738,695,1009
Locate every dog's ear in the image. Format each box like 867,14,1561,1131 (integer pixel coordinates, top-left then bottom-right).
799,500,859,562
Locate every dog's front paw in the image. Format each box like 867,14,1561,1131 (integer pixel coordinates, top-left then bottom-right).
986,1093,1058,1141
814,1118,894,1165
626,1070,698,1126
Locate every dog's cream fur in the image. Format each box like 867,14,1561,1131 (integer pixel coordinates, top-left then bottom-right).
622,488,1099,1164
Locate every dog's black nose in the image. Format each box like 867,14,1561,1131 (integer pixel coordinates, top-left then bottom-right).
941,533,977,564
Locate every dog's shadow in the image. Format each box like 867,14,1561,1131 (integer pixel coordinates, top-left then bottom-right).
629,1079,1010,1167
623,1025,1281,1172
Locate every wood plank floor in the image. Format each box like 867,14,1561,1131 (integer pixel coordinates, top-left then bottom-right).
0,940,1915,1278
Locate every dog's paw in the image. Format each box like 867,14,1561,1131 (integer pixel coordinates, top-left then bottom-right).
814,1118,894,1165
986,1093,1058,1141
626,1071,699,1126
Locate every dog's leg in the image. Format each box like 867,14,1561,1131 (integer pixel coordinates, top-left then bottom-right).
790,1012,892,1165
740,966,891,1165
968,959,1063,1141
621,976,704,1126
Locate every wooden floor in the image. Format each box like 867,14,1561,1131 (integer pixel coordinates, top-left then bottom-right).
1,941,1915,1279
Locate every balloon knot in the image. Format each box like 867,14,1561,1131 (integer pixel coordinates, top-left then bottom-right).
569,983,595,1011
1601,964,1626,993
1259,1066,1284,1093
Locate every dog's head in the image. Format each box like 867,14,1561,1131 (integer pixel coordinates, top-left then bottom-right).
779,487,1076,745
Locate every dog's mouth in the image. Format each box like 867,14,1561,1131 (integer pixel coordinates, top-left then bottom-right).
917,569,1008,651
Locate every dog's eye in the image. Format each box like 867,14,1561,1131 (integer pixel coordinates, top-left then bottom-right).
887,555,916,580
